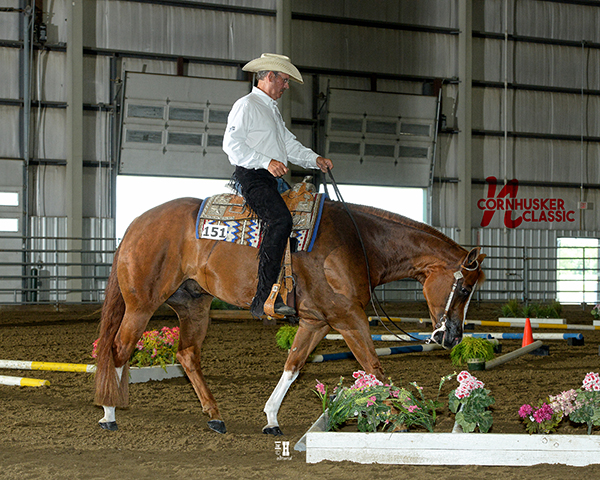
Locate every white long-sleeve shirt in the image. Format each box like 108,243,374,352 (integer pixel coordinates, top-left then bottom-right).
222,87,319,170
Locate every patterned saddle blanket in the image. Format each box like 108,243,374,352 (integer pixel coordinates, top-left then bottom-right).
195,181,326,252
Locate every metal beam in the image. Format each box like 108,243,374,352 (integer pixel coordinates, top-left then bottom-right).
65,0,83,302
457,0,473,245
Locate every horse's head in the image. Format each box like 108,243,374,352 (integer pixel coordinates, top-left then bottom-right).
423,247,486,349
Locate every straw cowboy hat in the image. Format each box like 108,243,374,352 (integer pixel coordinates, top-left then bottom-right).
242,53,304,84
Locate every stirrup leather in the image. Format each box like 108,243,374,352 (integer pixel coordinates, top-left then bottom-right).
263,239,295,318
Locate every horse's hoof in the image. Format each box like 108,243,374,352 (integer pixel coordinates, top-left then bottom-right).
99,421,118,431
208,420,227,434
263,426,284,436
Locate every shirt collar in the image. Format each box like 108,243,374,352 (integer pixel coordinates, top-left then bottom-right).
252,86,278,107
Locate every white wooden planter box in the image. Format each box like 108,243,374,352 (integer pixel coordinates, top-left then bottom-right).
297,413,600,466
129,364,185,383
498,317,566,325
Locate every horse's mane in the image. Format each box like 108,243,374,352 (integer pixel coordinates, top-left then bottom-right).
348,203,465,252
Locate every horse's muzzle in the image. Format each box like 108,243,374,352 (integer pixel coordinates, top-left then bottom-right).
431,321,463,349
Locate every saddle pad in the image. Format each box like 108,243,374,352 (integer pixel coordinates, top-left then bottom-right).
195,183,326,252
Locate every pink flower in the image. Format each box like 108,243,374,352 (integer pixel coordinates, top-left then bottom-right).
91,339,99,358
533,403,553,423
454,371,485,399
315,381,326,396
518,404,533,418
350,371,383,390
407,405,421,413
366,396,377,407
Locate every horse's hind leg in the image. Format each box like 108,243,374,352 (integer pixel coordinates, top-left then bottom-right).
166,280,225,434
98,309,155,430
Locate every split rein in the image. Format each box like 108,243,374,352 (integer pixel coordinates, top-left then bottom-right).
322,169,479,347
322,170,424,344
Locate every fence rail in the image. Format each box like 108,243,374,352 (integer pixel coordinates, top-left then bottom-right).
0,237,598,305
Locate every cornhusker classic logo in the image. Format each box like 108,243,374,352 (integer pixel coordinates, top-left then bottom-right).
478,176,575,228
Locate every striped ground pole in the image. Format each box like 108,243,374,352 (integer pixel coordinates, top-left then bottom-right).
311,343,443,363
0,375,50,387
0,359,96,373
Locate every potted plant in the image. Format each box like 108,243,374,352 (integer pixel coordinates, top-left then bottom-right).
92,326,184,383
450,337,495,370
313,371,453,433
520,371,600,435
449,371,495,433
275,325,298,351
500,300,564,322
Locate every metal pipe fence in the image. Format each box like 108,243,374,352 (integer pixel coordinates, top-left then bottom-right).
0,235,116,304
0,238,598,306
377,244,599,306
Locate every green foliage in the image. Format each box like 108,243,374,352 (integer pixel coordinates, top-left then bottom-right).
275,325,298,350
210,298,241,310
315,372,454,433
389,376,453,433
449,387,495,433
500,300,562,319
450,337,495,367
567,390,600,435
501,298,521,317
521,304,534,318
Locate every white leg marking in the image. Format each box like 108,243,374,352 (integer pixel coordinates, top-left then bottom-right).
100,406,116,424
263,370,299,428
98,367,123,424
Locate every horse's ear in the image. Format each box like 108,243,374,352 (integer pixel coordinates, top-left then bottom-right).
464,247,484,269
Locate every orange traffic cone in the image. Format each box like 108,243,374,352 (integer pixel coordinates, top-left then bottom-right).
522,318,534,347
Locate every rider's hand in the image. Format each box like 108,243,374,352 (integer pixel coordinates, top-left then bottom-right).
316,156,333,173
267,159,289,178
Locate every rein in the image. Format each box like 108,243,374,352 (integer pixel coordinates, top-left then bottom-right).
323,170,424,343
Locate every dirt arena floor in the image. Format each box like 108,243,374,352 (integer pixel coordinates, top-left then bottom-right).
1,302,599,479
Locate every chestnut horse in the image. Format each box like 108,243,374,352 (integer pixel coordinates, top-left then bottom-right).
94,196,485,435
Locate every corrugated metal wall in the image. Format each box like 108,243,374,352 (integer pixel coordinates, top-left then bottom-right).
1,0,599,303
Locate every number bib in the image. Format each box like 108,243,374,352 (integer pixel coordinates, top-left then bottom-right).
200,223,228,241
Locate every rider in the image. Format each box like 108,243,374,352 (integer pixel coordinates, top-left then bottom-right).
223,53,333,318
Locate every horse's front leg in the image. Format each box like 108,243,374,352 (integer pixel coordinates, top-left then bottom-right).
332,309,385,381
263,320,330,435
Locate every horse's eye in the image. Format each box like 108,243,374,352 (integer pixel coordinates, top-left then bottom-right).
460,286,471,296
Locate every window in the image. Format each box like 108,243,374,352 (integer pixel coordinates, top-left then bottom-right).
0,192,19,206
0,218,19,232
557,238,599,304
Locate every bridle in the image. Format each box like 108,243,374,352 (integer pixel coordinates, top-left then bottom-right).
426,260,479,346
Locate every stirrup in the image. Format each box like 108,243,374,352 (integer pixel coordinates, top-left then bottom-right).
263,239,295,318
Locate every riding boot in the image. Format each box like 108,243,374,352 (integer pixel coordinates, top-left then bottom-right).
250,230,296,318
232,167,296,318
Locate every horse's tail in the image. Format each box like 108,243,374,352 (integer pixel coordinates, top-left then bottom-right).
94,247,129,408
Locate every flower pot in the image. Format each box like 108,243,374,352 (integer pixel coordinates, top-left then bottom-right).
128,364,185,383
466,358,486,371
